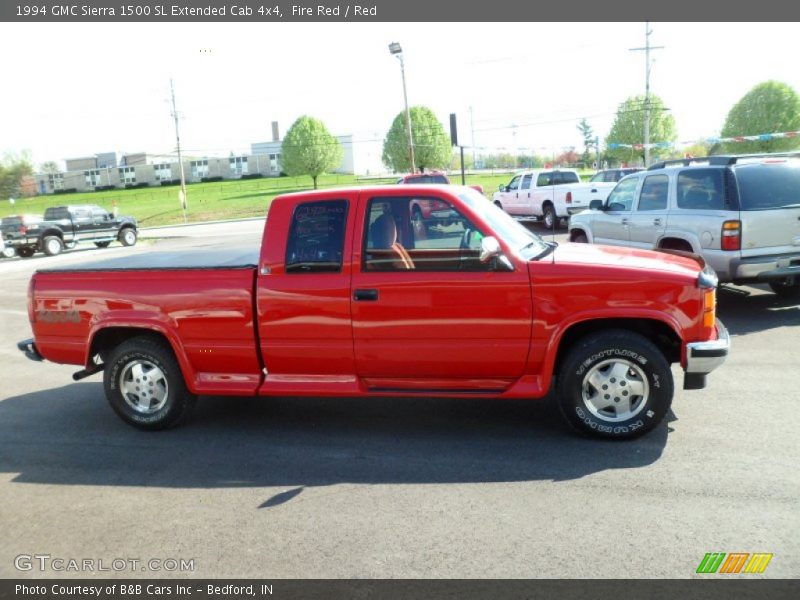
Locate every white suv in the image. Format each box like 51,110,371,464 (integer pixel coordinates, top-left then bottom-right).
568,153,800,298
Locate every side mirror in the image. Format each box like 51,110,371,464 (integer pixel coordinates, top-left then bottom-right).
479,236,503,263
498,184,507,192
589,199,604,211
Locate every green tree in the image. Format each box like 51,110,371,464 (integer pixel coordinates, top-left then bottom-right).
720,81,800,153
280,116,343,189
382,106,452,173
577,118,596,165
40,161,60,174
605,95,677,164
0,152,33,200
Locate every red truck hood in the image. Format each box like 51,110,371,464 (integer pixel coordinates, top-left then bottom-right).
549,242,702,278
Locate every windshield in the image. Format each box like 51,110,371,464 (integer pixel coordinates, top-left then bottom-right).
457,189,549,258
734,162,800,210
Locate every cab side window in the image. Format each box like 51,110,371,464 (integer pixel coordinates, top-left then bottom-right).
605,177,639,211
364,196,489,272
285,200,348,273
521,174,532,190
536,173,553,187
637,175,669,211
677,169,725,210
507,176,521,191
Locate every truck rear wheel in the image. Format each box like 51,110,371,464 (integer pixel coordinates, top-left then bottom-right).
556,330,673,440
541,204,556,230
43,236,64,256
104,336,196,430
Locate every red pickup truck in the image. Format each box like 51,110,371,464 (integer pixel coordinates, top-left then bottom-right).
18,185,729,439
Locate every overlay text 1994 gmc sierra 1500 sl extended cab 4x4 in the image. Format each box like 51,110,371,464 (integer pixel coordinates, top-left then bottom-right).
17,185,730,439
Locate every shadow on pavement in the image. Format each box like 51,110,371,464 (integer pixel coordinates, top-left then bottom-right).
0,383,672,506
717,284,800,336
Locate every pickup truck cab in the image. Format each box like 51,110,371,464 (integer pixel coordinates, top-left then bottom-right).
2,204,138,257
18,185,729,439
492,169,616,229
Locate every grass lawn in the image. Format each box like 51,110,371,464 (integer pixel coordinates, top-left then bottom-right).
1,170,593,227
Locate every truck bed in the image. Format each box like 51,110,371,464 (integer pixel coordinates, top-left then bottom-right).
36,246,260,272
31,246,263,395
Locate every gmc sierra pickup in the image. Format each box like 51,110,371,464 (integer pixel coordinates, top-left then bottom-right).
17,185,729,439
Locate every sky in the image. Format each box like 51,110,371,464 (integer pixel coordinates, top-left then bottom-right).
1,21,799,169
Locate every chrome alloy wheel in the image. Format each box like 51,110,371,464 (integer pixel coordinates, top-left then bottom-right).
581,358,649,422
119,360,169,414
122,229,136,245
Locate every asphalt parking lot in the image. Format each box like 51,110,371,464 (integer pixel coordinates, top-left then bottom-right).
0,220,798,578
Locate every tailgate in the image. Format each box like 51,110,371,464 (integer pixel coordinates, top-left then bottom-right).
569,182,616,210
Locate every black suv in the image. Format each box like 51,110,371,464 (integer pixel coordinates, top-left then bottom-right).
1,204,138,258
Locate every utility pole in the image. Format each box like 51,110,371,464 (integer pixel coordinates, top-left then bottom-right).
170,78,188,223
630,22,664,166
469,105,476,166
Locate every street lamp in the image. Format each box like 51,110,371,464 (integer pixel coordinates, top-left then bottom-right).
389,42,415,173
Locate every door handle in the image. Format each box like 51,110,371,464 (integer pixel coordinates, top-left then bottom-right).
653,218,663,226
621,218,629,225
591,188,598,193
353,289,379,301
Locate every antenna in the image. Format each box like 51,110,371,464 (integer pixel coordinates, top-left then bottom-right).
629,22,664,167
170,78,188,223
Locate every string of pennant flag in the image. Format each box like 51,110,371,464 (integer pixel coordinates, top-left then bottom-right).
606,130,800,150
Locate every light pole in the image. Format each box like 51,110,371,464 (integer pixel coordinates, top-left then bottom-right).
389,42,415,173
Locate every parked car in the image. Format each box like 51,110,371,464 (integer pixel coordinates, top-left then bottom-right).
492,169,617,229
2,204,138,258
568,153,800,297
589,168,644,183
18,185,728,439
397,171,484,194
0,215,44,258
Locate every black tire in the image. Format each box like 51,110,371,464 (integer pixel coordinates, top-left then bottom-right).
494,200,503,210
556,329,673,440
541,204,557,230
95,241,111,248
768,279,800,299
119,227,138,247
104,336,196,430
572,233,588,243
17,247,35,258
42,236,64,256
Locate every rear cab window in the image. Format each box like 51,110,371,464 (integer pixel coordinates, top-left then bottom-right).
285,200,348,273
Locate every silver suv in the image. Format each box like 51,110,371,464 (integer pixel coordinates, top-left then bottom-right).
568,153,800,297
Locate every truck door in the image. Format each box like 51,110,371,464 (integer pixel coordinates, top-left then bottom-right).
499,174,522,214
531,171,554,217
69,206,93,241
350,190,532,392
628,174,669,249
591,175,640,246
90,206,113,240
256,193,358,394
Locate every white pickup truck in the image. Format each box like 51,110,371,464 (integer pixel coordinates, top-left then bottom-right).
492,169,618,229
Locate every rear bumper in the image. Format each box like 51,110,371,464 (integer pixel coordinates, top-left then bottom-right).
733,253,800,282
17,338,44,362
683,319,730,390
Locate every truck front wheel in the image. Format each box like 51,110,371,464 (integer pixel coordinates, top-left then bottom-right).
119,227,138,247
104,336,196,430
556,330,673,440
